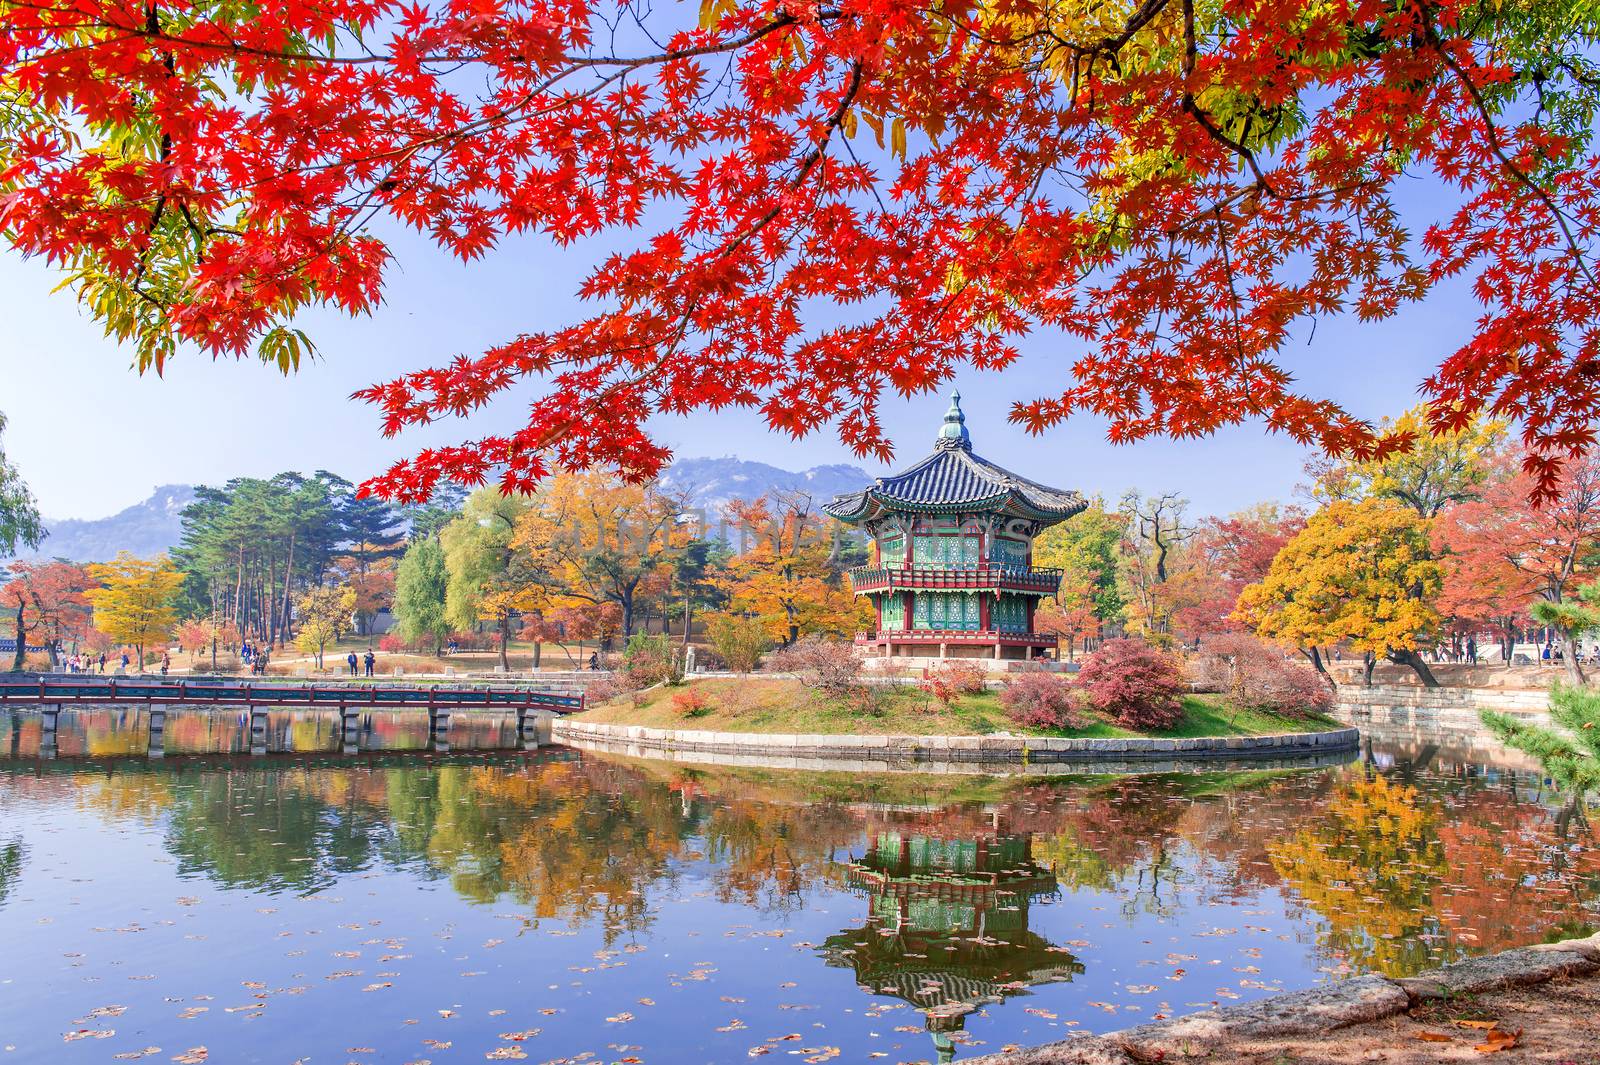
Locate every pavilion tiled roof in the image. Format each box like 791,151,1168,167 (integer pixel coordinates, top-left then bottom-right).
823,393,1085,525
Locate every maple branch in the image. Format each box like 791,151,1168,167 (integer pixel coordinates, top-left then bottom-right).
1179,0,1274,195
1415,2,1600,294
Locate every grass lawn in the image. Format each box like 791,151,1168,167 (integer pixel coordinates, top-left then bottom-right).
578,677,1341,738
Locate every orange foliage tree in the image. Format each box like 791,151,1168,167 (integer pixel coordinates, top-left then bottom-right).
0,560,94,671
1432,449,1600,682
720,492,860,646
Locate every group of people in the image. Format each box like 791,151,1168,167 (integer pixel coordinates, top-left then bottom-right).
241,640,271,675
62,652,110,674
345,649,378,677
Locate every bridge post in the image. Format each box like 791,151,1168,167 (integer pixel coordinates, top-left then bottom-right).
516,706,554,748
428,707,451,739
41,704,60,734
249,708,270,755
339,706,362,754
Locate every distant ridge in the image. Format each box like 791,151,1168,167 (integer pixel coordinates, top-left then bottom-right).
656,457,873,514
9,460,874,563
15,484,195,563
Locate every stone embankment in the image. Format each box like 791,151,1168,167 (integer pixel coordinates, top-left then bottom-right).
970,933,1600,1064
553,719,1358,773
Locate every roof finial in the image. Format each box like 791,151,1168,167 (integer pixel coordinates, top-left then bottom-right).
937,389,971,449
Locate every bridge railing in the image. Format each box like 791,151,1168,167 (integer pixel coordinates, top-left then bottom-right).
0,676,584,713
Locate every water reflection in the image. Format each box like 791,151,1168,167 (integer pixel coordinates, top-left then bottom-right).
2,719,1600,1062
823,823,1079,1062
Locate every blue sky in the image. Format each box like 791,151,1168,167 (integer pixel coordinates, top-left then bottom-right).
0,218,1470,521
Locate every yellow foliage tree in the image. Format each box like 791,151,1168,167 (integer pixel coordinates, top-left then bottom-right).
719,493,861,646
1304,405,1507,517
294,584,357,670
512,471,690,640
1236,501,1442,687
86,553,183,671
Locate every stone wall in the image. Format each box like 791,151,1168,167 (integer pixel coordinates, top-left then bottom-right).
553,718,1358,768
1335,683,1549,734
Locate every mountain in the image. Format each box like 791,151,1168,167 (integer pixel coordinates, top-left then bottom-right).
18,485,195,563
657,457,873,515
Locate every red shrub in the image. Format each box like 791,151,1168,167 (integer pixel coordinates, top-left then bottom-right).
919,661,987,709
670,686,712,717
999,671,1083,729
377,633,407,654
1074,638,1186,730
1194,634,1332,716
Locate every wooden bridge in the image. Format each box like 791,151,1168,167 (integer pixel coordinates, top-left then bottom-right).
0,675,584,757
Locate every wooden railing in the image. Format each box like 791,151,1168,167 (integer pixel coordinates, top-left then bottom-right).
0,675,584,713
848,563,1063,594
856,629,1059,646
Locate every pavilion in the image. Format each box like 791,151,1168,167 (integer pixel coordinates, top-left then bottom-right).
824,392,1085,661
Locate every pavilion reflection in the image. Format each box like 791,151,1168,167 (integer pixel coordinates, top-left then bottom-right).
820,816,1081,1063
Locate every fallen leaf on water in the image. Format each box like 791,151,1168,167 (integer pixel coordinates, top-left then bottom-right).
64,1030,114,1042
172,1048,208,1064
113,1048,161,1060
607,1012,635,1024
485,1049,527,1060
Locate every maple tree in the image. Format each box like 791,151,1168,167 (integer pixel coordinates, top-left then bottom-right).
0,559,93,670
85,552,184,669
1236,500,1443,685
6,0,1600,499
1431,448,1600,683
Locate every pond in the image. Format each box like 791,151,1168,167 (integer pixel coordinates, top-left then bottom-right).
1,709,1597,1064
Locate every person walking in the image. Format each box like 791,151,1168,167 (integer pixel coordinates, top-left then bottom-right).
363,649,375,677
160,651,170,676
97,652,106,674
1466,636,1478,665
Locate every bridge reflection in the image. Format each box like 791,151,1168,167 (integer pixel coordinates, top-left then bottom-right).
2,706,554,762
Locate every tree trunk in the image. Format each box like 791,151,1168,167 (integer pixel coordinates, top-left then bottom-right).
280,531,297,647
136,643,145,671
1303,646,1336,690
1363,651,1376,687
1388,647,1441,688
1561,637,1587,686
233,547,247,645
9,603,24,672
533,641,542,669
498,617,510,672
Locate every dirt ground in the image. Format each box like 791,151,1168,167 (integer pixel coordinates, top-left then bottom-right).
1193,975,1600,1064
